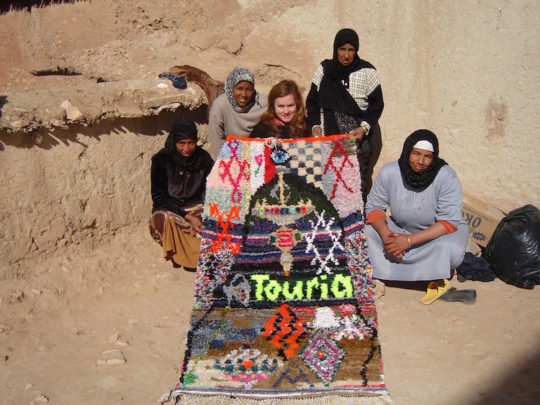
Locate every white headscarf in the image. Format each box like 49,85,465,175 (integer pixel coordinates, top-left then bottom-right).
413,140,434,152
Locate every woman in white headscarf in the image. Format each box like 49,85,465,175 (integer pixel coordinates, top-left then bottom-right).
207,66,267,158
365,129,469,304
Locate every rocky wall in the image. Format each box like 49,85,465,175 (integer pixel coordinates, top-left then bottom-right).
0,109,207,270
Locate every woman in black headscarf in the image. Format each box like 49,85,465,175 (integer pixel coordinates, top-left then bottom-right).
306,28,384,203
365,129,469,304
149,117,214,269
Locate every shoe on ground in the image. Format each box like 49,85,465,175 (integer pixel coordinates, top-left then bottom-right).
440,287,476,304
420,279,449,305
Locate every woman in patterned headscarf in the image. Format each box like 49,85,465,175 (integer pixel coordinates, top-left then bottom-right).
365,129,469,304
208,66,267,158
306,28,384,203
149,117,214,270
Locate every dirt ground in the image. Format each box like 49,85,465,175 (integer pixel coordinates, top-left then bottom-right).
1,222,538,405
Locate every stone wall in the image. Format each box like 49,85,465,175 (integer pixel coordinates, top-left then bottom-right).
0,110,206,268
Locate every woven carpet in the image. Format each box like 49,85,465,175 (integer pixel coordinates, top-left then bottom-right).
167,135,388,403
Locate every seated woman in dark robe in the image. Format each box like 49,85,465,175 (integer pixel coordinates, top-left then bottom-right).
149,117,214,269
250,79,306,139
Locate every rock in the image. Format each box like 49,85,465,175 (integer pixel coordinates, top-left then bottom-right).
30,394,49,404
60,100,83,121
108,332,129,347
96,349,126,366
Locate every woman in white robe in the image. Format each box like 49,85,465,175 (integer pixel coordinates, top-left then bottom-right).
365,129,468,304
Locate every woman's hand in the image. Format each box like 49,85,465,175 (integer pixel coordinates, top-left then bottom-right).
184,212,203,234
351,126,366,141
383,233,410,259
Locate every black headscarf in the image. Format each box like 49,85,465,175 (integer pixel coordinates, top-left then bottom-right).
398,129,448,192
328,28,362,81
164,117,203,170
318,28,373,132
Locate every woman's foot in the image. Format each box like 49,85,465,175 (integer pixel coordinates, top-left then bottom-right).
420,279,449,305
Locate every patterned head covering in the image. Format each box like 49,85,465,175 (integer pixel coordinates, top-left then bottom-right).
224,66,259,113
398,129,447,192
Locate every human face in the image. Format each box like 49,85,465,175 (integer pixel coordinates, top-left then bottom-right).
408,147,434,173
274,94,297,124
233,81,254,108
176,139,197,158
337,43,356,67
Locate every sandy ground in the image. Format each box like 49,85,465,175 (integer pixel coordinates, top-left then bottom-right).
1,222,539,405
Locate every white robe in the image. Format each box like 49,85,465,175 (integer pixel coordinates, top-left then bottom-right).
365,161,468,281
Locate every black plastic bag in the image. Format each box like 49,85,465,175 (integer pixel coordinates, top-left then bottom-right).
485,204,540,289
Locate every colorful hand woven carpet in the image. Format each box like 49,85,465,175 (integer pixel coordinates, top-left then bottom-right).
169,135,388,403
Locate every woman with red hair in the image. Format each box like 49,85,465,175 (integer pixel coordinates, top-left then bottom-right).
250,79,306,139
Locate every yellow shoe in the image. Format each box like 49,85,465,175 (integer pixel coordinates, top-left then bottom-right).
420,279,449,305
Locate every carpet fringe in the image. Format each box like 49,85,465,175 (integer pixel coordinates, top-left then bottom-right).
161,391,394,405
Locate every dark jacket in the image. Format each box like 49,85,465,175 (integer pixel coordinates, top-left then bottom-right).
250,121,292,139
150,148,214,216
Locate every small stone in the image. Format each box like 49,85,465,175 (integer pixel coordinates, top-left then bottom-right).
50,119,68,129
10,120,23,129
31,133,43,145
108,332,129,347
96,350,126,366
60,100,83,121
24,383,32,390
30,394,49,404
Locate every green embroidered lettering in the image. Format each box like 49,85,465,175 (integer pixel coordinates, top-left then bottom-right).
282,280,303,300
251,274,270,300
332,274,353,298
306,277,319,300
319,274,328,299
264,280,281,301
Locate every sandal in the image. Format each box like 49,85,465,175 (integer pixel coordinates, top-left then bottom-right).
420,279,449,305
440,287,476,304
